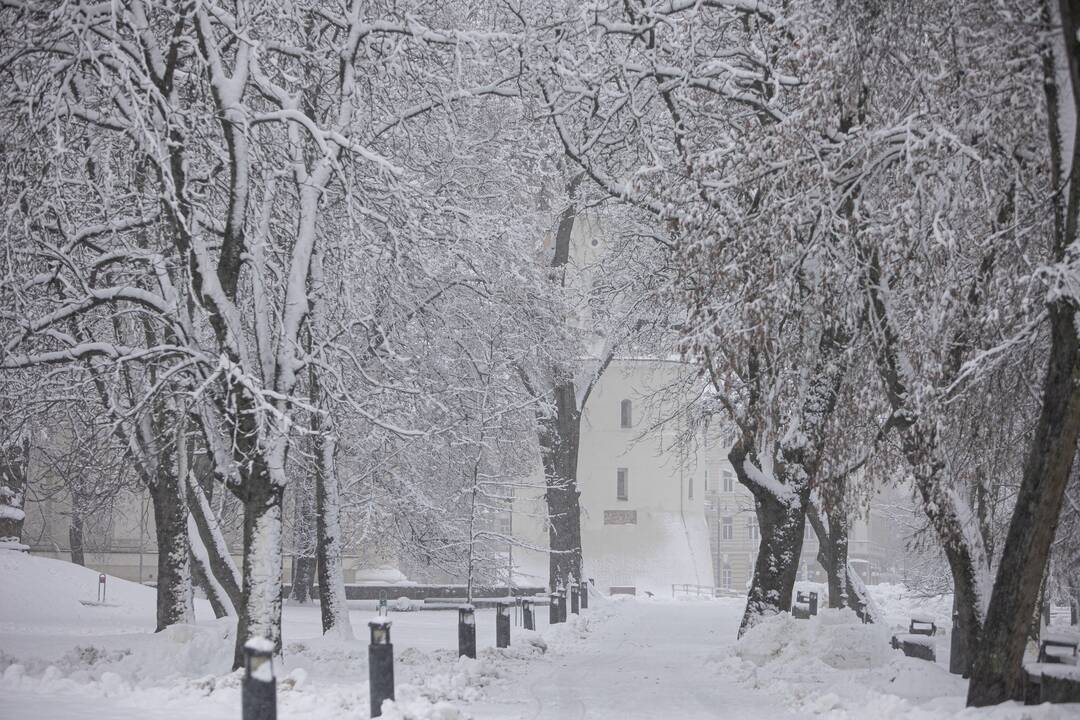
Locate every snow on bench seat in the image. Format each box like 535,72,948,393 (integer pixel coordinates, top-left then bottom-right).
893,633,935,648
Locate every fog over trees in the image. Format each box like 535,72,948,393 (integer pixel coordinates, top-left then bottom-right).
3,0,1080,710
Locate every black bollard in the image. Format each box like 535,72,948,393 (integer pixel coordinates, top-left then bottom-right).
496,601,511,648
523,599,535,630
580,581,588,610
808,592,818,616
558,589,568,623
570,585,580,615
458,605,476,659
242,638,277,720
368,619,395,718
549,592,561,625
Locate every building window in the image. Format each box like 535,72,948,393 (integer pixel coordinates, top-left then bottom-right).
721,567,732,590
748,517,760,540
722,470,734,493
616,468,629,501
721,516,733,540
620,399,632,428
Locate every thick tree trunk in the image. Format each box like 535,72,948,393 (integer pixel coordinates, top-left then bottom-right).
232,462,284,669
313,421,354,638
968,306,1080,705
737,483,809,635
541,382,583,590
186,471,242,612
150,462,194,631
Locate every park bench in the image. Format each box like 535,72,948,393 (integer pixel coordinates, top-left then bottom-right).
891,615,937,662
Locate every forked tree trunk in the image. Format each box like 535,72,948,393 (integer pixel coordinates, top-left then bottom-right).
736,481,809,635
726,328,848,636
968,306,1080,705
807,501,876,619
233,461,285,669
541,382,584,590
730,441,811,635
188,513,233,618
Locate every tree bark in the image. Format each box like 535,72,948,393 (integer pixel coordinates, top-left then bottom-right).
69,509,85,566
313,414,354,638
967,307,1080,705
0,440,29,547
189,521,232,618
825,512,850,609
807,501,877,621
308,244,353,638
288,469,317,604
232,462,284,669
904,426,987,678
185,471,242,613
541,382,584,590
291,555,317,604
538,173,588,593
150,458,194,631
732,465,809,635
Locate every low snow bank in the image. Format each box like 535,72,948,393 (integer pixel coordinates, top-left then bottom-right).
735,608,894,673
868,583,954,633
0,548,213,630
710,608,1076,719
0,549,624,719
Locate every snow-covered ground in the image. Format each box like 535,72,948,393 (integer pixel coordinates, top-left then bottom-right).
1,550,1077,719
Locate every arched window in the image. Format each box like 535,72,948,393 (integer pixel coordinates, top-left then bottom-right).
620,399,632,428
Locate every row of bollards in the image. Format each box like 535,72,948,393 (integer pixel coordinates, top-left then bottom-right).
546,581,589,626
243,584,593,720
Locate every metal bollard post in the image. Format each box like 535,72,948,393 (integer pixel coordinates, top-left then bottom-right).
458,605,476,659
549,591,561,625
242,638,277,720
98,574,107,603
496,601,511,648
522,599,535,630
580,581,588,610
558,589,567,623
570,585,580,615
368,619,395,718
808,592,818,616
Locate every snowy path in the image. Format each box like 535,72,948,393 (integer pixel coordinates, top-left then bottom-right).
473,599,805,720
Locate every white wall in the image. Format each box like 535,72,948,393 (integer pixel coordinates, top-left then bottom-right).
576,360,715,596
